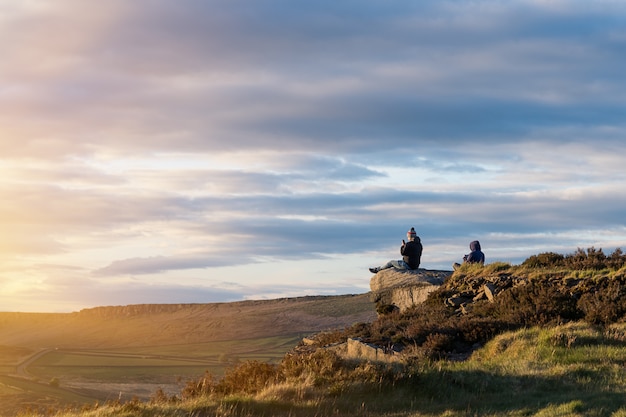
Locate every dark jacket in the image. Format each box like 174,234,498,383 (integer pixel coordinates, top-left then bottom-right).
401,238,423,270
463,240,485,264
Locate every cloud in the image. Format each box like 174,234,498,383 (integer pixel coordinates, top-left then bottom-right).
1,0,626,311
2,0,625,158
93,254,253,276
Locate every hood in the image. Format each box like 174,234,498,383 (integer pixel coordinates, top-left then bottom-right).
470,240,481,251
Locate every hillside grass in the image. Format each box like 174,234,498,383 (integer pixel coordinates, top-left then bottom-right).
0,335,304,417
22,322,626,417
0,294,375,350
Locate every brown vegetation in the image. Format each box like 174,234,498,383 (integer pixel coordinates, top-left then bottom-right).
323,247,626,361
136,247,626,413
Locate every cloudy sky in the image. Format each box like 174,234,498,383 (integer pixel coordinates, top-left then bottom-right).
1,0,625,312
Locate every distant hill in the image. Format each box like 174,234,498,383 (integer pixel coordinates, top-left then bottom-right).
0,294,376,349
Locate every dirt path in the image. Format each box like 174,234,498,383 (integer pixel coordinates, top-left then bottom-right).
14,348,53,378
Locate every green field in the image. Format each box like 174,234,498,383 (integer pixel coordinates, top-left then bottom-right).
0,334,304,416
12,323,626,417
102,334,305,363
0,294,375,416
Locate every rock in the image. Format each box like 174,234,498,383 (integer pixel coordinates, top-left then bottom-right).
369,268,449,292
329,338,403,363
473,291,486,302
484,283,496,302
369,268,452,313
301,337,316,346
446,296,471,308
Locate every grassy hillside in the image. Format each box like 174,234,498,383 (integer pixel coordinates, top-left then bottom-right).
0,294,376,348
0,294,375,416
19,323,626,417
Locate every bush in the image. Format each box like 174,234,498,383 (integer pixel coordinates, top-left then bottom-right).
420,332,456,360
353,251,626,360
522,252,565,268
577,275,626,325
487,278,582,326
281,350,343,384
180,371,215,399
216,361,280,395
522,247,626,270
566,247,607,270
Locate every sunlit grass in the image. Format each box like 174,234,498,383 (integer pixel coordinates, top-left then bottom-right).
19,322,626,417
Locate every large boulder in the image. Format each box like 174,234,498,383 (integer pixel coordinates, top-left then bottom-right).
370,268,452,314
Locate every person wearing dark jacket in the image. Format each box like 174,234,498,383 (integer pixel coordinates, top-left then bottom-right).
453,240,485,270
369,227,423,273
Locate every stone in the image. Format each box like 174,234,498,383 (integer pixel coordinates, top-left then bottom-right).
484,283,496,302
369,268,452,313
473,291,486,302
446,296,470,308
329,338,403,363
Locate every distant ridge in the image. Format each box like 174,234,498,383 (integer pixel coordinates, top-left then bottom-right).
0,294,376,349
78,295,362,318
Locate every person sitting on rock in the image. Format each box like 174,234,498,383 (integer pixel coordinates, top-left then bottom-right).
453,240,485,270
369,227,423,273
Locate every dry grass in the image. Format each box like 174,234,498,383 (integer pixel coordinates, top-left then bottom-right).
26,322,626,417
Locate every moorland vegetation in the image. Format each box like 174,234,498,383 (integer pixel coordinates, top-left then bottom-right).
16,247,626,417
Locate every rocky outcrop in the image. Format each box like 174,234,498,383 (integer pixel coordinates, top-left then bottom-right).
370,268,452,314
441,271,530,314
329,338,404,363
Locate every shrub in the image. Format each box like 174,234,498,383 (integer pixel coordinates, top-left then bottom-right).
608,248,626,269
281,350,343,383
488,278,582,326
309,329,346,347
402,302,454,343
455,316,512,345
420,332,456,360
150,387,178,404
522,252,565,268
577,275,626,325
215,360,281,395
522,247,626,271
180,371,215,399
565,247,607,270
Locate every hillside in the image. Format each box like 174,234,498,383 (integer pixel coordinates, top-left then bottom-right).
0,294,375,416
0,294,376,349
8,248,626,417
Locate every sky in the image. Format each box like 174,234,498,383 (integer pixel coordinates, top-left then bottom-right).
1,0,626,312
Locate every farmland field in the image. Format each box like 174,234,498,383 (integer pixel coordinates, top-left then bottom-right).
0,334,304,415
0,294,375,416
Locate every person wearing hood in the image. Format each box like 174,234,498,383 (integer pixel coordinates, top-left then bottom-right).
369,227,423,273
453,240,485,270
